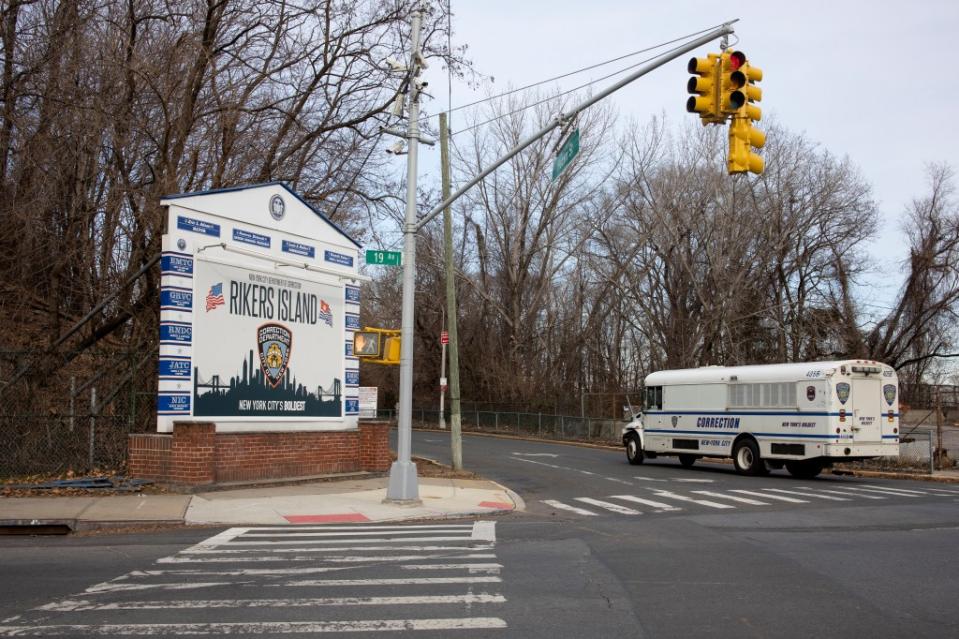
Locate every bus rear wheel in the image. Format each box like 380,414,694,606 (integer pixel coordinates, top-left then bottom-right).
785,460,823,479
733,439,765,476
678,454,697,468
626,434,644,465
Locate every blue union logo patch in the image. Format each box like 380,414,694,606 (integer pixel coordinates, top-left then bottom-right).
883,384,896,406
836,382,850,405
257,323,292,388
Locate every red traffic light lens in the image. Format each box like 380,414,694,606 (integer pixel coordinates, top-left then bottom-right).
729,51,746,71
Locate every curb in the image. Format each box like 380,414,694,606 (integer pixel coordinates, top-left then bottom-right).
830,468,959,484
412,426,623,452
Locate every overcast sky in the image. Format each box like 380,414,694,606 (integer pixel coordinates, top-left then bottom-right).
405,0,958,312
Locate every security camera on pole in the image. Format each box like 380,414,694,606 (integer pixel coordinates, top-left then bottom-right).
382,3,434,503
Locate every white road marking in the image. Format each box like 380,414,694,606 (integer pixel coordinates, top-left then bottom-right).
219,536,474,546
847,485,930,495
157,553,498,564
674,478,715,483
180,544,494,555
691,491,769,506
925,487,959,494
179,528,248,553
797,487,885,500
633,477,667,482
511,452,559,458
84,582,235,595
648,490,735,509
838,486,921,498
729,489,808,503
270,576,502,587
605,477,634,485
39,593,508,612
243,524,473,532
542,500,597,516
471,521,497,544
241,529,471,538
607,495,682,511
400,564,501,574
574,497,641,515
0,618,509,635
763,488,849,501
127,562,502,578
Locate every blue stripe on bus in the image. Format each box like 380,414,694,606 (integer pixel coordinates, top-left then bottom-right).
644,428,849,440
644,410,901,418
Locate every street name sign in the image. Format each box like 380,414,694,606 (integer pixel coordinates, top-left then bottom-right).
552,128,580,180
365,250,402,266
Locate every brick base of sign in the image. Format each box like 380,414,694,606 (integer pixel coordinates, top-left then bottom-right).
128,421,393,487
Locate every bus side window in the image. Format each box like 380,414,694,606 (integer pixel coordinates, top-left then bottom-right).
645,386,662,410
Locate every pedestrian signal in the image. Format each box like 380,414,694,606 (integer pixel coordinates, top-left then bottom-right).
353,327,401,365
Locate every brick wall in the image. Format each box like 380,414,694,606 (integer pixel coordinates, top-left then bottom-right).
128,420,393,486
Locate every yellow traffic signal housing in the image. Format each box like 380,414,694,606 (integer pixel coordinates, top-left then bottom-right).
686,53,724,124
353,327,401,365
724,50,765,175
728,117,765,174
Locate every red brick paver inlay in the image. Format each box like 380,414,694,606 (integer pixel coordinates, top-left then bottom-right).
284,513,370,524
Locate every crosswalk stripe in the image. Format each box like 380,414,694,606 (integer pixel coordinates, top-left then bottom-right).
838,486,921,498
763,488,850,501
157,553,498,564
690,490,768,505
648,489,735,509
242,529,471,538
797,487,885,499
633,477,667,482
607,495,682,511
273,576,503,587
38,593,508,612
674,478,715,483
729,489,808,503
925,487,959,494
574,497,641,515
128,563,502,578
214,536,473,546
180,544,494,555
245,524,473,532
542,500,597,516
845,485,930,496
0,618,510,636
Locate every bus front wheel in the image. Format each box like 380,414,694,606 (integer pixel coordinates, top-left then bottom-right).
626,434,644,465
733,439,766,476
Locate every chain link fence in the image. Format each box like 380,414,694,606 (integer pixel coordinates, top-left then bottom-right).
383,408,625,446
0,414,135,477
395,408,958,476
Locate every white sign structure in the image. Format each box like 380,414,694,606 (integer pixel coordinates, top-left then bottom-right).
358,387,378,419
156,183,366,433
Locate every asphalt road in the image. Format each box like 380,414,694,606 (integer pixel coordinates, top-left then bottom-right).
0,431,956,638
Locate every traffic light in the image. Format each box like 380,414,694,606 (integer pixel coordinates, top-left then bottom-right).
353,327,401,365
724,50,765,175
686,53,723,124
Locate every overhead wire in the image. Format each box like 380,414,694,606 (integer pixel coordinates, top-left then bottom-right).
422,21,727,124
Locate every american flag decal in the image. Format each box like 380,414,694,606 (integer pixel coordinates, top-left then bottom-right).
206,282,225,312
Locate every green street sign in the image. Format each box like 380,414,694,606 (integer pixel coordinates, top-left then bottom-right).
365,249,402,266
551,128,580,180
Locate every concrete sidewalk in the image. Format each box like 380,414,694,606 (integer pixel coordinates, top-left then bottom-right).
0,477,522,532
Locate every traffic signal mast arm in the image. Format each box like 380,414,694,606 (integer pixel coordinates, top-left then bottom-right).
413,20,738,233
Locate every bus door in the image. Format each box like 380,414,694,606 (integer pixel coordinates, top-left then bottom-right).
851,377,882,442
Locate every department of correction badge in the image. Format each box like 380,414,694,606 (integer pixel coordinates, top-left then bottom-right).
257,323,292,388
836,382,850,405
883,384,896,406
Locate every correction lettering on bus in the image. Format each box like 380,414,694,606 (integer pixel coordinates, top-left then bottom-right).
696,417,740,429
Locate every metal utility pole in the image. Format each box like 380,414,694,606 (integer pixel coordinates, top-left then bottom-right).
385,4,430,503
440,112,463,470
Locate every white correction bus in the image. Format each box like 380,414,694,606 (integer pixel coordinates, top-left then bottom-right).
622,360,900,477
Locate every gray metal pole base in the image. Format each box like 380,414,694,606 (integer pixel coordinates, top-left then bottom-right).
384,460,421,504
